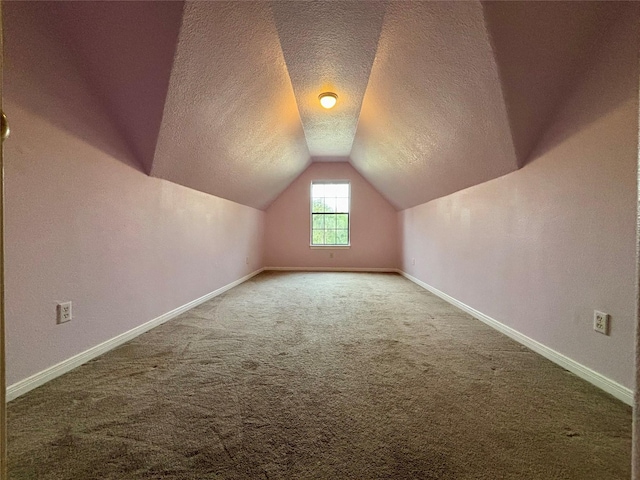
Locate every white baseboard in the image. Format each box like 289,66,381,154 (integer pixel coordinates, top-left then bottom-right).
264,266,398,273
7,268,265,401
11,267,630,406
399,270,633,406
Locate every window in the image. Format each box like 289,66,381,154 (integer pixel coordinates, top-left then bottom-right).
311,181,350,246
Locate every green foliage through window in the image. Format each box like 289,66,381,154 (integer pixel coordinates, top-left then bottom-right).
311,182,350,246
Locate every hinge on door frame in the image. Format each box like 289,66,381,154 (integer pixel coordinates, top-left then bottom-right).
1,112,8,141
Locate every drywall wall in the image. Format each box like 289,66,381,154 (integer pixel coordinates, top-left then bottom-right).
4,3,265,386
399,11,639,390
265,162,397,269
635,31,640,480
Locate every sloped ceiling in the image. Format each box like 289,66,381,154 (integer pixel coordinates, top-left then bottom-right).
150,2,310,209
41,1,184,175
482,1,627,169
12,1,623,210
350,1,518,209
270,1,386,158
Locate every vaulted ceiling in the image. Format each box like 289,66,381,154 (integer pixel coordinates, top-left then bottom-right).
31,1,619,210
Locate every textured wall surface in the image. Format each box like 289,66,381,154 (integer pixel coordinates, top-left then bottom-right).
150,2,310,209
265,163,398,269
3,3,265,385
399,10,639,389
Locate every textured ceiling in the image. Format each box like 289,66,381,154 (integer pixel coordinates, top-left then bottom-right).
150,2,310,209
270,1,387,158
351,1,518,209
10,1,623,210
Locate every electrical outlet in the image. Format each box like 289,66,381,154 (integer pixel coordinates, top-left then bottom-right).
329,252,334,259
57,301,72,324
593,310,609,335
245,256,249,265
412,258,416,265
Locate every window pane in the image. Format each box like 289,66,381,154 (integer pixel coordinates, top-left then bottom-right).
324,197,336,212
312,214,324,229
311,184,326,197
324,214,336,229
324,230,336,244
310,183,350,246
322,184,334,197
336,230,349,245
336,197,349,213
312,230,324,245
335,184,349,197
312,198,325,213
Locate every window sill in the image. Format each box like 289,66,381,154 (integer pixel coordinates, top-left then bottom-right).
309,245,351,249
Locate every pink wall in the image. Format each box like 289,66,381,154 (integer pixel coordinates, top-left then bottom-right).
265,162,398,269
399,12,638,389
4,3,265,386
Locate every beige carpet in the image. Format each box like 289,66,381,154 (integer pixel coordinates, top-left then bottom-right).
8,272,632,479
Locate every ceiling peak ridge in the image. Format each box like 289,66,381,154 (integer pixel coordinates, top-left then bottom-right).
478,1,520,169
346,0,391,160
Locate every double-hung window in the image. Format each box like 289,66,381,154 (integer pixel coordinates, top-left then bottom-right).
311,181,350,246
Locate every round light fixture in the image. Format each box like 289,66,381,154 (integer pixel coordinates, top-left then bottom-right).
319,92,338,109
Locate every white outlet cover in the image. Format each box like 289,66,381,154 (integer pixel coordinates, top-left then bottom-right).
593,310,609,335
57,301,72,324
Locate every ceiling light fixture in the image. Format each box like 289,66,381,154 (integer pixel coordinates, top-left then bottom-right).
319,92,338,109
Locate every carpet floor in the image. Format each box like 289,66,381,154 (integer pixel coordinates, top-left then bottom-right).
8,272,632,479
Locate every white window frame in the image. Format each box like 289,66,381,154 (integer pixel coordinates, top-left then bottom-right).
309,180,351,248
